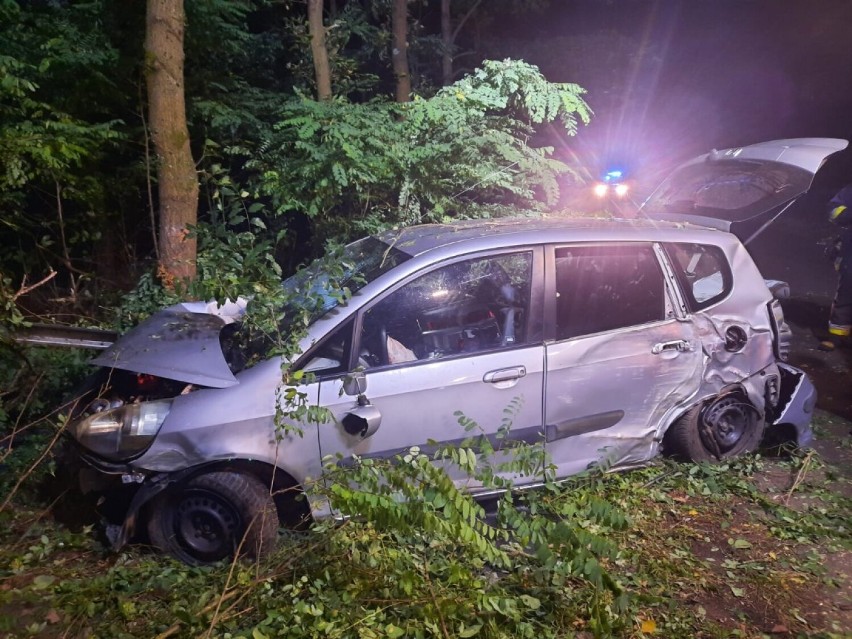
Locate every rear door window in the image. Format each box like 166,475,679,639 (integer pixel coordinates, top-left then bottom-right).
664,243,732,311
554,244,666,340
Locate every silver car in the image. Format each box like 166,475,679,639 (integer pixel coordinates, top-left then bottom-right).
66,138,847,564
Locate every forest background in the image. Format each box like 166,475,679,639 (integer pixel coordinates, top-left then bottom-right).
0,0,600,316
2,1,851,637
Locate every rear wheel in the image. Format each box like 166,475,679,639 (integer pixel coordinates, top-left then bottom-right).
665,394,764,462
147,471,278,565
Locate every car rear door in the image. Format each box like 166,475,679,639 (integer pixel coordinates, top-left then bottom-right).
542,242,703,476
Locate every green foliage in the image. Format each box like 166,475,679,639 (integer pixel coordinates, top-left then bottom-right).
185,0,293,148
0,344,90,499
0,274,27,334
109,224,283,335
313,409,630,637
2,433,851,638
192,167,284,303
283,0,385,99
109,270,181,332
1,0,596,323
0,408,633,638
2,3,850,638
443,58,591,133
109,164,289,331
0,0,125,281
255,59,591,243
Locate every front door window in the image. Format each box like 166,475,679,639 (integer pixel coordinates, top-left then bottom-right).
360,252,533,367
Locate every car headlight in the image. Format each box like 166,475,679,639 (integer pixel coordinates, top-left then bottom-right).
69,400,172,461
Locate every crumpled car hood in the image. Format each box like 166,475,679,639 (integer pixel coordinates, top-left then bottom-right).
91,304,239,388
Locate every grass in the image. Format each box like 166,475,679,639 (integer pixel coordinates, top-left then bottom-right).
1,412,850,639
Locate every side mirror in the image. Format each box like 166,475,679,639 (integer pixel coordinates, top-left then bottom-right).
341,404,382,438
343,371,368,397
341,371,380,437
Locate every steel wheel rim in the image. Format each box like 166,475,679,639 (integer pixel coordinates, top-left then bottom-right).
702,397,753,453
173,488,241,562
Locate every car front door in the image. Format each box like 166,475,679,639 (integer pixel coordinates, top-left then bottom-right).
543,243,703,477
317,248,546,492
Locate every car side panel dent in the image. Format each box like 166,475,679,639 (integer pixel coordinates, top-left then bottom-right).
544,320,704,474
131,357,323,492
691,313,775,379
689,310,777,420
136,415,320,479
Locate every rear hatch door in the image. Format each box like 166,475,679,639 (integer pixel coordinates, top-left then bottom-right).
640,138,848,243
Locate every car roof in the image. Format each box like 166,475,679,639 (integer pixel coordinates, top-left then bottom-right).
376,215,731,258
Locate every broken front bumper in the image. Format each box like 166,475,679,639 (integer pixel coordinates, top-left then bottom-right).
769,362,817,447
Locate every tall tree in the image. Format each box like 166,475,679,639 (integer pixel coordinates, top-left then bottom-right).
145,0,198,286
259,59,591,243
391,0,411,102
440,0,481,85
441,0,452,85
308,0,333,101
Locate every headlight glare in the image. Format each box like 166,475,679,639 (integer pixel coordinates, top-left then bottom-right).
71,400,171,460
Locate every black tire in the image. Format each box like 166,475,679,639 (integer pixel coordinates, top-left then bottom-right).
665,394,764,463
147,471,278,565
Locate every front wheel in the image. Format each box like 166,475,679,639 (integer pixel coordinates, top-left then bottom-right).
665,394,764,463
147,471,278,565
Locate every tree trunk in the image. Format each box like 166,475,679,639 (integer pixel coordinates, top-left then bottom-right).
391,0,410,102
308,0,333,101
441,0,452,85
441,0,481,87
145,0,198,287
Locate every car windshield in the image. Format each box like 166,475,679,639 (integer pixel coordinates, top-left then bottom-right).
225,236,411,368
281,236,411,323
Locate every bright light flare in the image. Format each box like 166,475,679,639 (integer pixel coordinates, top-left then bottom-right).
614,183,629,197
593,183,609,198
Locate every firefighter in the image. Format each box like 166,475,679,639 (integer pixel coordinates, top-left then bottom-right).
821,184,852,350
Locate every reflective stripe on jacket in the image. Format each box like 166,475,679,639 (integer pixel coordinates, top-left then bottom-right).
829,184,852,226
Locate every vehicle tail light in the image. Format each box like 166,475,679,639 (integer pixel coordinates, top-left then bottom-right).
767,299,791,361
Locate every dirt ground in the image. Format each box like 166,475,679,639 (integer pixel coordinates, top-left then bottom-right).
709,188,852,636
762,317,852,636
659,337,852,638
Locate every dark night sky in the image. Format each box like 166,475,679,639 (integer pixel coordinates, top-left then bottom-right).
489,0,852,189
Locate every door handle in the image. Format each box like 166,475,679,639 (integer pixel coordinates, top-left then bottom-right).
483,366,527,383
652,340,693,355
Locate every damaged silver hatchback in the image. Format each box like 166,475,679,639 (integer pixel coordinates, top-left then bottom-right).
66,138,846,564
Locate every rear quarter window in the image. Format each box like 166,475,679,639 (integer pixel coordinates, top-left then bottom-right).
664,242,732,311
